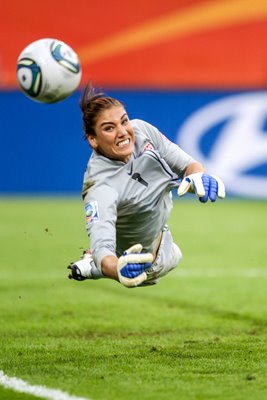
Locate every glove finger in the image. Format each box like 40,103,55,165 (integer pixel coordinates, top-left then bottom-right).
122,253,153,265
216,177,226,199
199,193,208,203
121,262,152,278
123,270,138,279
209,176,218,202
198,174,209,202
124,244,143,255
120,272,148,287
177,177,191,196
126,262,152,272
193,173,205,197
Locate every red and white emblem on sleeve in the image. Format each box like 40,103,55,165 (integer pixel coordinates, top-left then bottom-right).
143,142,154,152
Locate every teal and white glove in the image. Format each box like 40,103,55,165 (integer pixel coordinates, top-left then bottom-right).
117,244,153,287
178,172,225,203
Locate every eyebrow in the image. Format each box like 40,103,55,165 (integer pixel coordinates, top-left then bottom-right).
100,113,128,127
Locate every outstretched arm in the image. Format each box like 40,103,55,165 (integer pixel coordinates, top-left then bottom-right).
101,245,153,287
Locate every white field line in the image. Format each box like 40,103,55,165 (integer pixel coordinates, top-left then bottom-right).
0,371,91,400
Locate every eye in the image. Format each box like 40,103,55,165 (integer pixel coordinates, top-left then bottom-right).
104,125,114,132
122,117,129,125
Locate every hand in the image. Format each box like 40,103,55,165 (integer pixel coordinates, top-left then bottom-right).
117,244,153,287
178,172,225,203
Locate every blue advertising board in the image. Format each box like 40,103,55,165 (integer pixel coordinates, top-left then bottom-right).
1,89,267,198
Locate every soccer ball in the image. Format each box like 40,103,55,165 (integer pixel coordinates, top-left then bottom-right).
17,38,82,103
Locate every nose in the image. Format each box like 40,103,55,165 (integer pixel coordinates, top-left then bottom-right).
117,124,127,136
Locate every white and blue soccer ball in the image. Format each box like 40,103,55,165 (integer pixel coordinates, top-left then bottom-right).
17,38,82,103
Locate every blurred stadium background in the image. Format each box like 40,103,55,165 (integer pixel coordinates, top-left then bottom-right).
1,3,267,398
1,0,267,198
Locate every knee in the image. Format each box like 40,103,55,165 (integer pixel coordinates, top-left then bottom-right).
172,243,183,266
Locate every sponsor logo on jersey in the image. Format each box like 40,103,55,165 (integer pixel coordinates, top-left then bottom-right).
85,201,99,223
176,92,267,199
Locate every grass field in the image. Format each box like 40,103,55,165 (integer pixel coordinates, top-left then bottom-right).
0,197,267,400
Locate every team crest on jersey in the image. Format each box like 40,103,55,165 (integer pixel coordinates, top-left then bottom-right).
85,201,99,223
143,142,154,152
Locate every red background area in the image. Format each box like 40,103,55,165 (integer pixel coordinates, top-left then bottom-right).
1,0,267,89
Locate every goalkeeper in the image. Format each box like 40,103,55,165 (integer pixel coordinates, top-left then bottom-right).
68,85,225,288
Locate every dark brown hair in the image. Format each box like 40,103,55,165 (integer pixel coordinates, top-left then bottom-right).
80,83,124,139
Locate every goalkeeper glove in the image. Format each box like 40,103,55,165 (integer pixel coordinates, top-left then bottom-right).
117,244,153,287
178,172,225,203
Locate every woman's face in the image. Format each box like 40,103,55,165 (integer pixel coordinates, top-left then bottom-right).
88,106,135,163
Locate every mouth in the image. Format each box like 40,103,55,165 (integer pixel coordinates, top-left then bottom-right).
117,138,130,148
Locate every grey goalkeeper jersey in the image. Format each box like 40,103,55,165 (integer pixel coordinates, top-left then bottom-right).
82,119,194,269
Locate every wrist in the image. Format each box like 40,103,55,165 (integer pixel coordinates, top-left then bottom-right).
101,255,119,280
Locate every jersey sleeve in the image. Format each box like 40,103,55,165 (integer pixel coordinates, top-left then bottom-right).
83,184,118,270
134,119,195,177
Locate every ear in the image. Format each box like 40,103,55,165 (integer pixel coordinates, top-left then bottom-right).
88,135,98,150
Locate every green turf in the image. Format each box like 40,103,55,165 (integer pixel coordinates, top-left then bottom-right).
0,197,267,400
